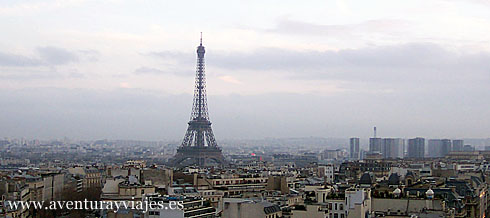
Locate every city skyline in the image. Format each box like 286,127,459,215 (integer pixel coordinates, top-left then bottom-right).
1,0,490,140
2,2,490,218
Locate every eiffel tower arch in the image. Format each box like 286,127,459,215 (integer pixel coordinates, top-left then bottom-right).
168,34,227,167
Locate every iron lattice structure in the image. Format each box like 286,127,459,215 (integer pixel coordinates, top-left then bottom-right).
181,36,217,148
169,35,226,167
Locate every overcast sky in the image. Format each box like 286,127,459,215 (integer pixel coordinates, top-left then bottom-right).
1,0,490,140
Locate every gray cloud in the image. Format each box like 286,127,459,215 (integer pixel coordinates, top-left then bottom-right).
37,46,79,65
0,70,62,80
133,66,194,76
266,18,410,37
78,49,100,62
0,47,98,80
208,43,455,71
149,51,188,59
151,43,490,89
141,51,203,76
147,51,196,66
1,87,489,140
0,52,43,67
0,68,86,80
0,46,97,68
0,88,190,140
134,66,167,75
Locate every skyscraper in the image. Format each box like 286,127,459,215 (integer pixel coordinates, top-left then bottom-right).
382,138,404,159
350,137,360,160
452,140,464,152
428,139,443,157
369,127,382,154
441,139,452,156
428,139,452,157
369,138,383,154
407,137,425,158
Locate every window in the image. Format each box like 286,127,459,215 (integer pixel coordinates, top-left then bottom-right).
149,211,160,215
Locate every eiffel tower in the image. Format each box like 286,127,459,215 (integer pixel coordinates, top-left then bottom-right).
168,34,226,167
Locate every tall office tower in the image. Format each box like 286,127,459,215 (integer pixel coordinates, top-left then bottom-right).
428,139,452,157
398,138,405,158
428,139,443,157
407,137,425,158
168,35,226,167
350,137,360,159
369,126,382,154
382,138,404,159
369,138,383,154
441,139,452,156
452,140,464,152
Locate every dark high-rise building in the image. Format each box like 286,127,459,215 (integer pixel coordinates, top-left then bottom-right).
350,137,360,159
382,138,404,159
428,139,452,157
369,127,382,154
369,133,403,159
428,139,441,157
168,35,226,167
441,139,452,156
452,140,464,152
369,138,383,154
407,137,425,158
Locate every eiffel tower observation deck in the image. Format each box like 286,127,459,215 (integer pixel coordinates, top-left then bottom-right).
168,34,226,167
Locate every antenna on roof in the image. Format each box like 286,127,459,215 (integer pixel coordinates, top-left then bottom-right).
200,32,203,45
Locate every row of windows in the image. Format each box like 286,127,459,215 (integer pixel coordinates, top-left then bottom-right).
214,179,266,185
329,213,345,218
148,211,160,215
266,213,280,218
328,202,344,211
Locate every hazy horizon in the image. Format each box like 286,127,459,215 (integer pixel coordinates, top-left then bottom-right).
1,0,490,140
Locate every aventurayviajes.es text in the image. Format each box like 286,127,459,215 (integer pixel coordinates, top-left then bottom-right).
7,198,184,213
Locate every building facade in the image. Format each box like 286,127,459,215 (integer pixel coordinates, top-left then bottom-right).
349,138,360,160
407,137,425,158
